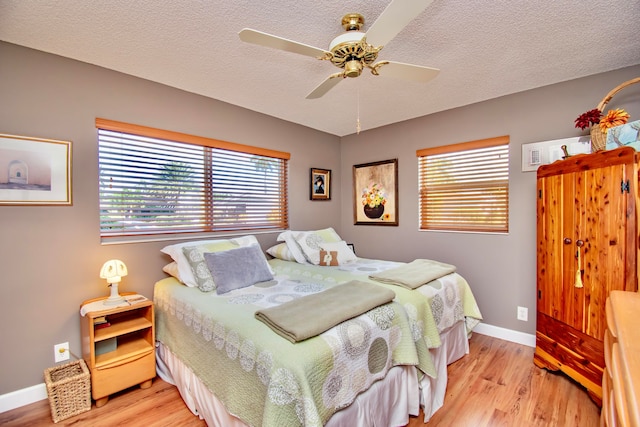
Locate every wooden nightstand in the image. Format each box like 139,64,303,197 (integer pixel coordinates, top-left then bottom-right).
80,294,156,407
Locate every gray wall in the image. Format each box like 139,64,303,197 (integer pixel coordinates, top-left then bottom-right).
1,39,639,396
0,41,341,394
339,65,640,334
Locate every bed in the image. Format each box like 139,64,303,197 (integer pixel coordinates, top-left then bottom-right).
154,229,482,426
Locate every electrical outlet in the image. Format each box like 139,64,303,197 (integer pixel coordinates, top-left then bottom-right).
517,306,528,322
54,342,70,363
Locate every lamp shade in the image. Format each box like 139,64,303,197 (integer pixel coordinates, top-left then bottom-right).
99,259,128,284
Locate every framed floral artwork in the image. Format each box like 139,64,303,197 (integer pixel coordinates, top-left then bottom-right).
353,158,398,225
0,133,72,205
310,168,331,200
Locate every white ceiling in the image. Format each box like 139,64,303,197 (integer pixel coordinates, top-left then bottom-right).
1,0,639,137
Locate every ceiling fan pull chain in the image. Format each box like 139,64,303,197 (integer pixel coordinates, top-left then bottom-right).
356,82,361,134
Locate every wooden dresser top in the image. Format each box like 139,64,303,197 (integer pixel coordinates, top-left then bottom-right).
609,290,640,427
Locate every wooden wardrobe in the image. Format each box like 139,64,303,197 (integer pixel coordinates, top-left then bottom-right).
534,146,639,403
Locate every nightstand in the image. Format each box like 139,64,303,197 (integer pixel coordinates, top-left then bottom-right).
80,294,156,407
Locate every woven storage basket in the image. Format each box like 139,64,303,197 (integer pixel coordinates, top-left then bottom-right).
44,359,91,423
590,77,640,151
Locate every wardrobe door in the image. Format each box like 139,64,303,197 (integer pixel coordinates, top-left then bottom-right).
536,171,576,327
579,161,635,341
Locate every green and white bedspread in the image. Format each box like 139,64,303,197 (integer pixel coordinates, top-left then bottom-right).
154,274,423,427
269,258,483,352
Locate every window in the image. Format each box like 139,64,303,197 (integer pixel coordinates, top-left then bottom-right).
417,136,509,233
97,119,289,240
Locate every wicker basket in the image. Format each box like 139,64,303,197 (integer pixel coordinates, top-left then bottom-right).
590,77,640,151
44,359,91,423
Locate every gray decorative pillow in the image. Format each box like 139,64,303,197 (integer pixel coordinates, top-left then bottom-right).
204,244,274,295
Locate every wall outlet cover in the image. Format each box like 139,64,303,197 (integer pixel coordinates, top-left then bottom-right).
54,342,70,363
517,306,528,322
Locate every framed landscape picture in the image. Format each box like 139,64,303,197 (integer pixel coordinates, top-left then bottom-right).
353,158,398,225
310,168,331,200
0,133,72,205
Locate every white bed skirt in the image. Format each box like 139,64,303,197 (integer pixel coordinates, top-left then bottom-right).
419,321,470,422
156,320,468,426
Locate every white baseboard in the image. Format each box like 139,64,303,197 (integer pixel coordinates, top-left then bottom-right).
0,383,47,414
0,322,536,414
473,322,536,348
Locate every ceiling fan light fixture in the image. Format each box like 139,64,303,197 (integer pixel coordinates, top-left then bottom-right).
344,60,363,78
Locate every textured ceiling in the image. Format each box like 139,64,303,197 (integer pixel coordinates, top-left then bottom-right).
1,0,639,137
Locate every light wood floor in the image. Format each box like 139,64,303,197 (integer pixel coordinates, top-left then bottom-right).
0,334,600,426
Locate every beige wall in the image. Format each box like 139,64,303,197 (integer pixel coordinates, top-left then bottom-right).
1,39,639,396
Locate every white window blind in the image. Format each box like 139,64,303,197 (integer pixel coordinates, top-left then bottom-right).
417,136,509,233
97,119,289,239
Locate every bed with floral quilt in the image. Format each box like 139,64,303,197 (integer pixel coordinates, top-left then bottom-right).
154,229,482,426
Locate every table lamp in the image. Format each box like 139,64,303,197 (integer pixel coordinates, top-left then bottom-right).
100,259,128,305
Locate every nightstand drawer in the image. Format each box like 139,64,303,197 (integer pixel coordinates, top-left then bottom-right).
91,350,155,400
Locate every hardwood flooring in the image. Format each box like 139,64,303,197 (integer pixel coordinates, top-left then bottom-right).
0,334,600,426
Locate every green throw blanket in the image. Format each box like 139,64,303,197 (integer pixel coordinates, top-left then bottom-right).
255,280,396,342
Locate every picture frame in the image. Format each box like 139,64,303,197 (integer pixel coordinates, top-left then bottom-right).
347,243,356,255
353,158,398,226
310,168,331,200
0,133,72,205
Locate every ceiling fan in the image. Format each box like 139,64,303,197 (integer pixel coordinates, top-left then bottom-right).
239,0,439,99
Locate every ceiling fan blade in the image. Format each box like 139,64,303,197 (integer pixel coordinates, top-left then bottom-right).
365,0,434,47
306,73,344,99
372,61,439,82
239,28,330,58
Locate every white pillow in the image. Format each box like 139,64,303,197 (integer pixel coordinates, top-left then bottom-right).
266,242,297,262
276,228,342,264
276,231,308,263
319,241,358,264
162,262,181,280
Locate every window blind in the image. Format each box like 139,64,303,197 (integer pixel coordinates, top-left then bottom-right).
97,119,289,239
417,136,509,233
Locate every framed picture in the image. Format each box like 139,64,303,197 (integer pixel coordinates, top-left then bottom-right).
347,243,356,255
310,168,331,200
353,158,398,225
0,133,72,205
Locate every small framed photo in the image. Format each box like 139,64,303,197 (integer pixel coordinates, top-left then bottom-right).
0,133,72,205
310,168,331,200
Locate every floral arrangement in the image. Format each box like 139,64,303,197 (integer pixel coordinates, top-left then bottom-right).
361,183,386,208
575,108,630,132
